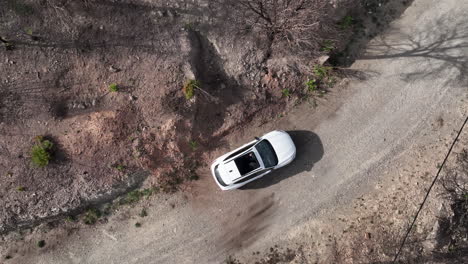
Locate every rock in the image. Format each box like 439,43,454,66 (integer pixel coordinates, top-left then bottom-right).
167,10,174,18
109,66,120,73
317,55,329,65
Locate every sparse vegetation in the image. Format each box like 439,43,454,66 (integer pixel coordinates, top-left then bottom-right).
7,0,34,16
225,255,242,264
25,28,33,35
108,83,119,92
16,186,25,192
118,188,156,205
65,215,76,222
37,240,46,248
440,149,468,259
281,89,291,98
183,79,200,100
83,208,101,225
305,79,318,92
139,208,148,217
114,164,125,171
313,65,332,79
31,136,54,168
189,140,198,151
135,222,141,228
1,37,15,51
340,15,354,29
321,40,335,52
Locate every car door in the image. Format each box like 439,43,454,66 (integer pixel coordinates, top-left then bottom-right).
234,168,272,184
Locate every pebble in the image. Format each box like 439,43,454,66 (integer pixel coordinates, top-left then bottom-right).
109,66,120,73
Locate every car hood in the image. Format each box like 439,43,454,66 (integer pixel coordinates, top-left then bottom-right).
262,131,296,163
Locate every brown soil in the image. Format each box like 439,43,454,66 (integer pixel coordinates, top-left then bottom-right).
0,0,348,234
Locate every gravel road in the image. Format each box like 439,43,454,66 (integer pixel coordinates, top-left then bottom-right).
13,0,468,263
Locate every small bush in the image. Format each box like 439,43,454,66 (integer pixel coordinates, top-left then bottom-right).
7,0,34,16
139,208,148,217
313,65,332,79
31,136,54,167
281,89,290,98
108,83,119,92
305,79,318,92
119,188,155,205
135,222,141,228
340,15,354,29
183,79,200,100
83,208,101,225
321,40,335,52
37,240,46,248
189,174,199,181
17,186,25,192
65,215,76,222
189,140,198,151
4,42,14,51
114,164,125,171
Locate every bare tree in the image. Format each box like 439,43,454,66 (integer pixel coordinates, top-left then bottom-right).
223,0,334,56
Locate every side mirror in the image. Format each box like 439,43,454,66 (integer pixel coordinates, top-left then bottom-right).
255,137,260,141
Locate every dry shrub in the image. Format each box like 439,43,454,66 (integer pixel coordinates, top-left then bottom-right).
222,0,337,57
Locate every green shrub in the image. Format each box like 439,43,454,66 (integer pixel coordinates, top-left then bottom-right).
305,79,318,92
65,215,76,222
281,89,290,98
7,0,34,16
37,240,46,248
108,83,119,92
320,40,335,52
183,79,200,100
313,65,332,79
135,222,141,228
31,136,54,167
189,140,198,151
4,42,14,51
340,15,354,29
139,208,148,217
17,186,25,192
114,164,125,171
83,208,101,225
119,188,155,205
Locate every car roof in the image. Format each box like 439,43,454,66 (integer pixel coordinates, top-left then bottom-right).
220,150,264,185
219,160,242,184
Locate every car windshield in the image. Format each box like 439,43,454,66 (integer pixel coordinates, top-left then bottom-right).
234,152,260,175
255,140,278,168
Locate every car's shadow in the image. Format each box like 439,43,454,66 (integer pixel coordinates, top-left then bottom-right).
241,130,323,189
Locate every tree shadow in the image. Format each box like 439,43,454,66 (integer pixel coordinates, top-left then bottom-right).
241,130,323,189
359,15,468,86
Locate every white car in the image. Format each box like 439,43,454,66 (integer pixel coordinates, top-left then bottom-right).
211,130,296,190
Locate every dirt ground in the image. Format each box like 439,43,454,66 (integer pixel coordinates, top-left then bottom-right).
2,0,466,264
0,0,350,234
236,127,468,264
